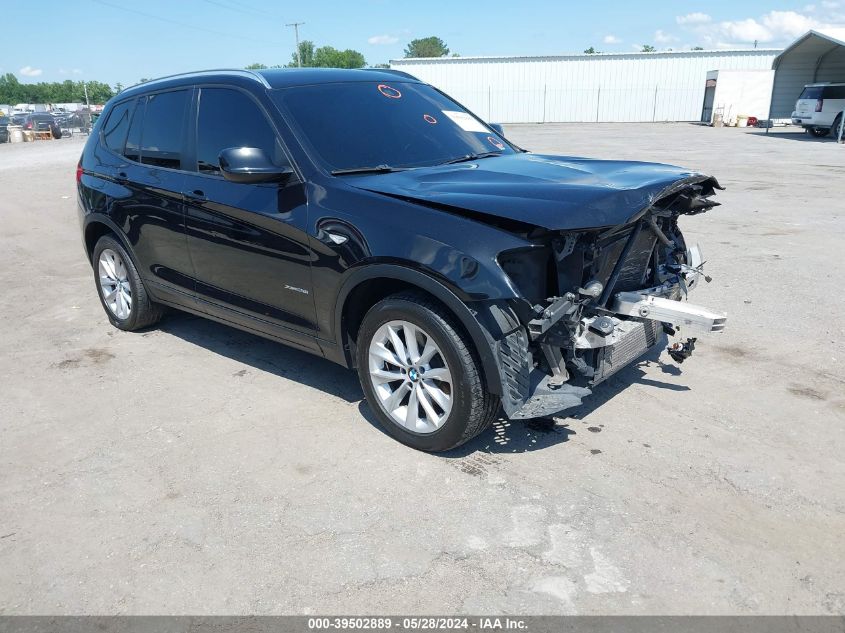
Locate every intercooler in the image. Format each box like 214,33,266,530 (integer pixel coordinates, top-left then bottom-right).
590,318,661,386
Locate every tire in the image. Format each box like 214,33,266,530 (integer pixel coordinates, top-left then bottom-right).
830,114,843,139
809,126,829,137
356,291,499,452
92,234,163,331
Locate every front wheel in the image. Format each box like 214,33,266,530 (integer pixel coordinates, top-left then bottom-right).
356,291,499,452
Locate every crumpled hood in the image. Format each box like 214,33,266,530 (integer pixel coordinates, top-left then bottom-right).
342,153,716,231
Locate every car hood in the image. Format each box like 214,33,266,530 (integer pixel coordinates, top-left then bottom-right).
341,153,717,231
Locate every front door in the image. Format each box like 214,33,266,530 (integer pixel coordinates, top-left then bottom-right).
181,86,317,348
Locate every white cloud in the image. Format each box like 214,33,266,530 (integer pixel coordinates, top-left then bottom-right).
654,29,679,44
603,34,621,44
368,34,398,45
19,65,42,77
72,68,83,75
677,12,712,25
678,8,844,47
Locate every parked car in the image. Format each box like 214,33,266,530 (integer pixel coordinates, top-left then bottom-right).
792,82,845,137
0,116,9,143
18,113,62,138
77,68,727,451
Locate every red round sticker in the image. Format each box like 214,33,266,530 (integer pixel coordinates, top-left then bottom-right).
487,136,505,150
377,84,402,99
423,114,437,124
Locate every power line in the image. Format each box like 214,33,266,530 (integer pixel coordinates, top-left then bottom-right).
201,0,280,20
91,0,281,47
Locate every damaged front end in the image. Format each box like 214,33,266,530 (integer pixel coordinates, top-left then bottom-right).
493,176,727,420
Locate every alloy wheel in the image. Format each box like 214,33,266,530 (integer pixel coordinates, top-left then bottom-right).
98,248,132,320
368,320,453,433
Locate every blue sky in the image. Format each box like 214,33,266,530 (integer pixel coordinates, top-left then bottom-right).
3,0,843,87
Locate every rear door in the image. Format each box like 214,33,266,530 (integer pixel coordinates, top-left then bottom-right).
181,85,317,349
97,89,195,302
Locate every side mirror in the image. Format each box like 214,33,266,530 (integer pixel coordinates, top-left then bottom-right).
489,123,505,136
218,147,293,184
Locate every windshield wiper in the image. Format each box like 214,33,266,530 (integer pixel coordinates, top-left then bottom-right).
331,164,408,176
440,151,503,165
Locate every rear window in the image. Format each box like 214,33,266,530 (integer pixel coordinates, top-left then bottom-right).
799,86,824,100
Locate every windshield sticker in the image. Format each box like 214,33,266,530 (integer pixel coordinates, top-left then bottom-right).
442,110,488,133
423,114,437,124
378,84,402,99
487,136,505,150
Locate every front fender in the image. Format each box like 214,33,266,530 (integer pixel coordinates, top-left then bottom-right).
328,263,524,396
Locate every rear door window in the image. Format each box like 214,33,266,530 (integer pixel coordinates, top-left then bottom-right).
102,100,134,154
195,87,286,175
799,86,823,100
139,90,190,170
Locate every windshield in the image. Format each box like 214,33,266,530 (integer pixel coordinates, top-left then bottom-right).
272,81,515,171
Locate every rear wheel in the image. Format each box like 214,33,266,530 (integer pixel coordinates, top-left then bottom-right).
830,114,843,139
356,291,499,452
92,235,163,331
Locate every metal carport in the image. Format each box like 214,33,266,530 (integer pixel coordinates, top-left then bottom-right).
769,29,845,120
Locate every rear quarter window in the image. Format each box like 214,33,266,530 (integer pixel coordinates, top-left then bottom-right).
799,86,823,99
101,100,134,154
823,85,845,99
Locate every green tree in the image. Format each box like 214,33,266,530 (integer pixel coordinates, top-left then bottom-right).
288,40,316,67
583,47,601,54
114,82,124,94
692,46,704,50
245,63,268,69
0,74,114,105
312,46,366,68
404,36,449,58
139,78,151,83
641,44,656,52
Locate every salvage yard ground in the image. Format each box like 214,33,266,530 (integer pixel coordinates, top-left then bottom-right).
0,124,843,614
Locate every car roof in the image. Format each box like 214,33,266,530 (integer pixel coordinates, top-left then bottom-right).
116,67,421,101
805,82,845,86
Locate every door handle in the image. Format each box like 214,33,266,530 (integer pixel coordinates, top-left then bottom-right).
183,189,207,202
115,171,128,183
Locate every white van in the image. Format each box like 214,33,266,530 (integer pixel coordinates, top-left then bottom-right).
791,83,845,137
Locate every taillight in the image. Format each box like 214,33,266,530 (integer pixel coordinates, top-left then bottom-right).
76,160,83,184
815,98,824,112
25,122,32,129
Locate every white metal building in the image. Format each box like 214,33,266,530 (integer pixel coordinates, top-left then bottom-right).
391,49,779,123
702,69,774,124
768,29,845,120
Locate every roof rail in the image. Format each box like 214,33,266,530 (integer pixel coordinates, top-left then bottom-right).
124,68,271,92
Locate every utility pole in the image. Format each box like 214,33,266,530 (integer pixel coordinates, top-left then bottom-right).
83,81,90,109
286,22,305,67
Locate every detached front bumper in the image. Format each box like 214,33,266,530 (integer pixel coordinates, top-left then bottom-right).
496,260,727,420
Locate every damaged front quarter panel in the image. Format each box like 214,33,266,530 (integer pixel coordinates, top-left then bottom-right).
485,175,728,421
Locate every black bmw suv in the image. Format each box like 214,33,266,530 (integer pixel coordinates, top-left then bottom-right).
77,68,726,451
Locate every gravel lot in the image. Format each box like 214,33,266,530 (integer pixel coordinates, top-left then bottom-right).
0,125,843,615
